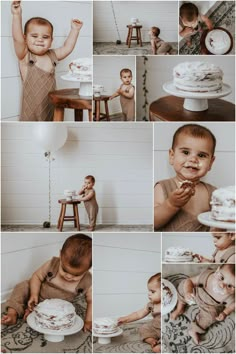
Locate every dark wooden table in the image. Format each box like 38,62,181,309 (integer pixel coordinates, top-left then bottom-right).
126,25,143,48
200,27,233,55
57,199,81,232
149,96,235,122
49,89,92,122
93,95,110,121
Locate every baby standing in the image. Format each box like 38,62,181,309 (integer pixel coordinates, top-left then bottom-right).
11,1,83,121
109,68,135,121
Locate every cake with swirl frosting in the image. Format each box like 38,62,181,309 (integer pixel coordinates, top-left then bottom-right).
165,246,193,262
173,62,223,92
69,58,92,81
210,186,235,222
162,282,173,306
93,317,118,334
34,299,76,331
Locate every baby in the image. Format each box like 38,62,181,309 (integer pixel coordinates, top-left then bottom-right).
118,273,161,353
148,27,172,55
197,229,235,264
11,1,83,121
171,264,235,344
77,175,99,231
154,124,216,232
109,68,135,121
179,2,213,47
1,234,92,331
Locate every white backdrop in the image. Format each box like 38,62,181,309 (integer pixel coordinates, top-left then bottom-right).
154,122,235,188
93,232,161,318
1,123,153,225
136,56,235,120
1,1,92,122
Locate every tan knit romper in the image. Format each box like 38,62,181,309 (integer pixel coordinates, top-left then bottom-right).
84,188,99,228
139,302,161,341
212,245,236,263
120,84,135,121
20,50,58,121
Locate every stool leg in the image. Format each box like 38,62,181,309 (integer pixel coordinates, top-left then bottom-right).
74,205,80,231
136,28,139,45
73,204,77,227
126,28,130,45
104,101,110,121
57,205,63,229
138,28,142,47
53,107,64,121
59,204,66,232
88,109,92,122
75,109,83,121
128,28,132,48
96,101,100,121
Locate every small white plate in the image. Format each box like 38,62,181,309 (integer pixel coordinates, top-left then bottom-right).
205,29,231,55
198,212,235,230
162,279,178,316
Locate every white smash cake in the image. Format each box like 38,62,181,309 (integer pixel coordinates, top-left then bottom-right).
165,246,193,262
34,299,76,331
93,317,118,334
173,62,223,92
206,29,231,55
69,58,92,81
162,282,173,307
210,186,235,222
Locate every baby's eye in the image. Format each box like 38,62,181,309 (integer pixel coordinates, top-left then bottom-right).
32,35,38,38
198,153,206,158
182,150,189,155
43,36,49,39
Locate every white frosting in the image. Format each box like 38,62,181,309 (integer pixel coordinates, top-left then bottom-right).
94,317,118,334
165,247,193,262
69,58,92,81
210,186,235,221
173,62,223,92
206,30,231,54
162,282,173,306
35,299,76,331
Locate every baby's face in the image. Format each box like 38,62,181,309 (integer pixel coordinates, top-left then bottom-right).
147,280,161,304
212,232,235,250
25,23,53,55
59,256,90,282
169,134,215,182
181,15,198,27
213,267,235,295
121,72,132,85
84,178,94,190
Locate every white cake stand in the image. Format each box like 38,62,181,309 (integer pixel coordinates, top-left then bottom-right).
198,211,235,231
162,279,177,316
93,328,123,345
27,313,84,342
163,82,232,112
61,73,92,97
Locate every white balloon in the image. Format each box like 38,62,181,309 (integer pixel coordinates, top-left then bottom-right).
33,124,68,152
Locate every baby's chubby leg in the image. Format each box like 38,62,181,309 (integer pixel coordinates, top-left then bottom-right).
144,337,161,353
170,300,186,320
1,308,18,325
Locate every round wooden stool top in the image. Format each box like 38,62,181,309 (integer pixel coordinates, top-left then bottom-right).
93,95,110,102
58,199,81,205
149,96,235,122
127,25,143,29
200,27,234,55
49,89,92,110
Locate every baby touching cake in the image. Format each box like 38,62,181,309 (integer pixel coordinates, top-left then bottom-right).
69,58,92,81
34,299,76,331
162,281,173,306
93,317,118,334
173,62,223,92
165,246,193,262
210,186,235,222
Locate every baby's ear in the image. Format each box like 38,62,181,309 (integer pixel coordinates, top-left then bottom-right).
208,155,215,171
229,233,235,241
169,148,174,165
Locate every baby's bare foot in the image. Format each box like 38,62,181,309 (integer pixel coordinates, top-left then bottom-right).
189,329,200,344
1,308,18,325
152,344,161,353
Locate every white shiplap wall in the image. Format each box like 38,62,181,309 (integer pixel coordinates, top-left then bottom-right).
94,56,136,116
1,232,76,301
136,56,235,120
93,1,178,43
93,232,161,318
1,1,92,122
154,122,235,188
1,123,153,225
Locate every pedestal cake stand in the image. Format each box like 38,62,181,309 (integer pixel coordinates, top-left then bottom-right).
27,312,84,342
162,279,177,316
163,82,231,112
61,73,92,97
198,212,235,231
93,328,123,344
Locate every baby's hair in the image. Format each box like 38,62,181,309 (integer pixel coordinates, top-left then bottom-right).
172,124,216,155
61,234,92,268
180,2,199,21
151,26,160,37
120,68,132,77
24,17,54,36
85,175,95,184
219,264,235,276
148,272,161,284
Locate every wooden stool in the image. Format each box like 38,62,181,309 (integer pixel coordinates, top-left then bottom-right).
93,95,110,121
149,96,235,122
126,25,143,48
49,89,92,122
200,27,233,55
57,199,81,232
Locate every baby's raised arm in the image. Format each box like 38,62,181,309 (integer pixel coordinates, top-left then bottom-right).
182,274,199,303
11,1,28,60
119,86,134,99
28,260,51,310
78,189,94,202
109,90,120,100
216,302,235,321
201,15,213,30
117,306,150,325
54,19,83,60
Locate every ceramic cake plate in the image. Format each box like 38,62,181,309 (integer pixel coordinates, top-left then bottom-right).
162,278,178,316
93,327,123,345
205,29,231,55
163,82,232,112
198,212,235,231
27,312,84,342
61,73,92,97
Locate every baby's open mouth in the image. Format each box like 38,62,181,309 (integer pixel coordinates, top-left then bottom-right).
184,162,201,169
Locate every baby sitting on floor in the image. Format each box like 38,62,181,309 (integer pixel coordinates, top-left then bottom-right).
148,26,173,55
171,264,235,344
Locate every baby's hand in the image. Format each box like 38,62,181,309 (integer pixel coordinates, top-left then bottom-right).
71,19,83,31
117,316,128,325
11,1,21,15
27,295,39,311
183,27,194,35
216,311,227,321
184,292,195,305
83,320,92,332
168,187,193,208
23,308,31,321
